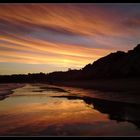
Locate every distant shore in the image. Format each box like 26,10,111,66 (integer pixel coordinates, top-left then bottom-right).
0,83,25,100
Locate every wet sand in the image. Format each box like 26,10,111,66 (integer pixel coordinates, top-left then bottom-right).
0,83,25,100
52,79,140,93
0,83,140,136
51,78,140,104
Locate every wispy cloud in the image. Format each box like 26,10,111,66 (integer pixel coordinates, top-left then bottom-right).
0,3,140,74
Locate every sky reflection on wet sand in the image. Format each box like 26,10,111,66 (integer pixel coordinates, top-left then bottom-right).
0,84,140,136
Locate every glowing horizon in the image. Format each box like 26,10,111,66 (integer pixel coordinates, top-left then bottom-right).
0,3,140,74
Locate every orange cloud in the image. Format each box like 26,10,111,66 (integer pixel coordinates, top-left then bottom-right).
1,33,110,68
0,4,140,74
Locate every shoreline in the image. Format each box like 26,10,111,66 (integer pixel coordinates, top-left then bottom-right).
0,78,140,104
0,83,25,100
52,78,140,93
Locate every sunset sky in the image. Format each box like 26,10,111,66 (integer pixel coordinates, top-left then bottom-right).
0,3,140,75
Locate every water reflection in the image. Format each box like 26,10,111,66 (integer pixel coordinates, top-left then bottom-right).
52,95,140,129
0,84,140,136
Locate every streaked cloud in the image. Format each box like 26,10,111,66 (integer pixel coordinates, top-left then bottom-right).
0,3,140,74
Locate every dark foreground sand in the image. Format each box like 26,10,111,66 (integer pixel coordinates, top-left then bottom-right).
53,78,140,93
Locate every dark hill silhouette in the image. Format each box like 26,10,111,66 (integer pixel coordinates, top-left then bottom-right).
46,44,140,81
0,44,140,83
82,44,140,78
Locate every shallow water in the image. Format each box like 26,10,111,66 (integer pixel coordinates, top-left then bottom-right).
0,83,140,136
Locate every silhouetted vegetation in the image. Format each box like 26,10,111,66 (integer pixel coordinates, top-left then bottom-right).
0,72,48,83
0,44,140,83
